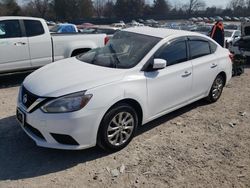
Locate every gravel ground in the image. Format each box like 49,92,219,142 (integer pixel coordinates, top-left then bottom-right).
0,68,249,188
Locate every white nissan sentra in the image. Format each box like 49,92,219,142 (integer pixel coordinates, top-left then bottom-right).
16,27,232,151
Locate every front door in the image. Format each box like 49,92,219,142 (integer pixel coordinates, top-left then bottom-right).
145,39,193,118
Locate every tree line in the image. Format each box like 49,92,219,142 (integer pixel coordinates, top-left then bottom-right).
1,0,250,21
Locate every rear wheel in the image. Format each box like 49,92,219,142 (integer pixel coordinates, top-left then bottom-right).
206,74,225,103
97,103,138,152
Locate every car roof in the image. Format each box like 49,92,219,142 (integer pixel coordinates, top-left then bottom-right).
124,26,206,39
0,16,44,21
59,23,75,26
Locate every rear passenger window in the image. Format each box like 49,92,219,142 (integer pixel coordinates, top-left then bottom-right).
156,41,188,66
24,20,44,37
0,20,22,39
189,40,211,59
209,41,217,53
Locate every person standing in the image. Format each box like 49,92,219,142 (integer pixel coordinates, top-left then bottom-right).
210,21,225,47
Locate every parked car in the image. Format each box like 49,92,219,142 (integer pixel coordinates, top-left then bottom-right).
224,29,241,48
203,17,210,22
215,16,223,21
189,17,198,22
16,27,232,151
191,25,212,36
233,17,240,21
46,21,56,26
80,26,120,37
209,17,216,22
0,17,107,73
76,22,95,30
224,24,240,30
111,23,126,29
224,16,232,21
229,22,250,60
127,20,144,27
50,23,78,33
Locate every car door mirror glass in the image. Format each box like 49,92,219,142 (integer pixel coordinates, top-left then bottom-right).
153,58,167,70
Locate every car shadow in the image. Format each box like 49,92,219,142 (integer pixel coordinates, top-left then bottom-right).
0,99,209,181
0,71,32,89
0,115,109,181
137,99,209,135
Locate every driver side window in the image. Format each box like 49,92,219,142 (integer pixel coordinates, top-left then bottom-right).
156,40,188,66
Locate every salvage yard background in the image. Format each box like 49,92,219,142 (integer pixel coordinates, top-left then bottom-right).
0,66,249,188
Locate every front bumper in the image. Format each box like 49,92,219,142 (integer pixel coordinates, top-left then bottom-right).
16,103,105,150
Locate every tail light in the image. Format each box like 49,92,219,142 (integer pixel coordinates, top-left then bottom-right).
229,53,234,63
104,36,109,45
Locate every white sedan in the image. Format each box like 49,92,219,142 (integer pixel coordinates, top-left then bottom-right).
16,27,232,151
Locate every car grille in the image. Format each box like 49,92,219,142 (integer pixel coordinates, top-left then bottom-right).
21,86,39,109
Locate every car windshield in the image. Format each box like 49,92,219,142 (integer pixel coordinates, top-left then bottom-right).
76,31,160,69
225,31,233,37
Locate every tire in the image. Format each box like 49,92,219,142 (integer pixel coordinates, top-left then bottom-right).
97,103,138,152
206,74,225,103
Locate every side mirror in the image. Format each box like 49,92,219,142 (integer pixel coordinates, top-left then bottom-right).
153,58,167,70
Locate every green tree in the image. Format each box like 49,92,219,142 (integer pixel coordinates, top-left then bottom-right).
114,0,145,19
103,1,115,18
185,0,206,16
0,0,21,16
152,0,171,17
53,0,93,20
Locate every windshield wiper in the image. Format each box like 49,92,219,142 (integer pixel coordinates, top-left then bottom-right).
108,44,121,68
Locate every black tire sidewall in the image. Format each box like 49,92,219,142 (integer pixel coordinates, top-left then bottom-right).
208,74,225,103
97,104,138,151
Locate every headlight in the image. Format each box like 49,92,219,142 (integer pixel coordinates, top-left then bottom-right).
41,91,92,113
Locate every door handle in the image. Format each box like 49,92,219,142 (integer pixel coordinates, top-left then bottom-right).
14,42,26,46
182,71,192,78
211,63,218,68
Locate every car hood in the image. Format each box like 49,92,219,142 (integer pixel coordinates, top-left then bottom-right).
23,57,127,97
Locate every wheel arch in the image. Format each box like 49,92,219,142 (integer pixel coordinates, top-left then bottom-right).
100,98,143,128
96,98,143,150
218,71,227,86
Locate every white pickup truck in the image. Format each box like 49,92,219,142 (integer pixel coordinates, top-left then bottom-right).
0,16,107,73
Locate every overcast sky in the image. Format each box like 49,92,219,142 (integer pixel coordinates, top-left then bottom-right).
17,0,229,8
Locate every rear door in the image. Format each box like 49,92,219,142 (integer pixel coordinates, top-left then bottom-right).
23,19,52,67
0,19,30,72
188,37,219,98
146,38,193,118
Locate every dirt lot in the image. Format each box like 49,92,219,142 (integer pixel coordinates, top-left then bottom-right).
0,68,249,188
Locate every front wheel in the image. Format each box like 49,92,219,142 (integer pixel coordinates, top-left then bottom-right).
206,74,225,103
97,103,138,152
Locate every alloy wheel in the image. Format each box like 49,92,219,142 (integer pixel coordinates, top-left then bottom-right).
107,112,135,146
